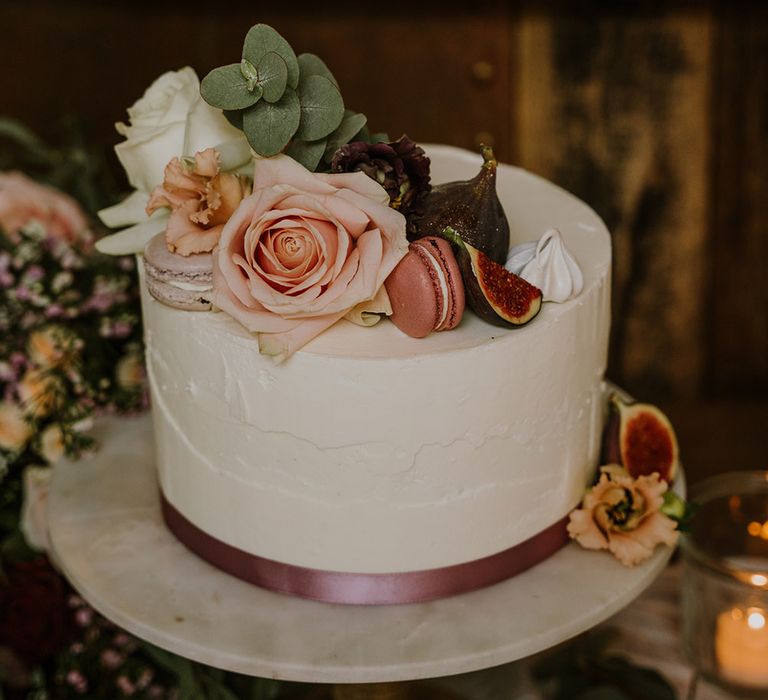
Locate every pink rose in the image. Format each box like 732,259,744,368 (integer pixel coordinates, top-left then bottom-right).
0,172,90,244
146,148,251,256
567,465,679,566
213,155,408,361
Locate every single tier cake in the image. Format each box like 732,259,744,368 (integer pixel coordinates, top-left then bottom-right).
140,145,611,603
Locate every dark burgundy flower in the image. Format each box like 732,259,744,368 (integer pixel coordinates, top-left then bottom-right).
0,557,76,666
330,135,431,215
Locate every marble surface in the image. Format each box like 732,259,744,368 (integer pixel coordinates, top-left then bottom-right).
48,414,678,684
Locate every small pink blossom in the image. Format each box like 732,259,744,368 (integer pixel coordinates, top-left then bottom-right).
116,675,136,695
100,648,123,669
0,172,91,244
147,148,251,256
567,465,679,566
66,669,88,693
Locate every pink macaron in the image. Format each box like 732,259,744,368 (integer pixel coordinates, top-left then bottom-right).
385,236,465,338
143,233,213,311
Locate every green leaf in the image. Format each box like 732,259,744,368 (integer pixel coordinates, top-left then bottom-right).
286,138,327,171
295,74,345,142
297,52,339,88
249,678,284,700
201,64,262,110
242,24,299,90
323,110,368,162
243,88,300,156
224,110,244,130
257,51,289,103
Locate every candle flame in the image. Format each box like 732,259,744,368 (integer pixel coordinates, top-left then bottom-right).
747,609,766,630
746,520,768,540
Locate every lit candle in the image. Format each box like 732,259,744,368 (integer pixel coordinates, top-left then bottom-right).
715,606,768,688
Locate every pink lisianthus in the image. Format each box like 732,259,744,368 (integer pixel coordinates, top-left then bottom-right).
212,154,409,361
0,172,90,244
567,465,679,566
146,148,251,256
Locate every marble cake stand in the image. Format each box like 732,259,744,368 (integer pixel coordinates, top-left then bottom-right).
48,414,679,694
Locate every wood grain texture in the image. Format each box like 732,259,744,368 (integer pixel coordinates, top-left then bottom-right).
708,7,768,395
0,1,511,160
515,6,712,399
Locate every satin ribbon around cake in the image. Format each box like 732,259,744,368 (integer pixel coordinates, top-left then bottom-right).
160,494,569,605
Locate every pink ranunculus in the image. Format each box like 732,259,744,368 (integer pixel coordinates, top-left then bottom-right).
213,154,409,361
567,465,679,566
0,172,90,244
146,148,251,256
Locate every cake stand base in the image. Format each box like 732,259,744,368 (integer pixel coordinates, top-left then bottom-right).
48,414,680,688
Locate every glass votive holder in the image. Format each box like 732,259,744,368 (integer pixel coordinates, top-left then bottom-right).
681,471,768,697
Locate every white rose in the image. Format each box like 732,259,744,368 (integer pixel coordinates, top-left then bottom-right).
20,465,53,553
97,67,251,254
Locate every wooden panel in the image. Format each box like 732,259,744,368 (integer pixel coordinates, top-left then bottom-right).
0,1,511,161
515,6,712,399
708,7,768,396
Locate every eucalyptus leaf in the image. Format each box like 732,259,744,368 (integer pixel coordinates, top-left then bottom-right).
297,52,339,88
257,51,289,103
286,137,327,171
224,110,244,130
323,110,368,161
0,117,51,164
242,24,299,90
201,64,262,110
295,74,344,142
243,89,300,156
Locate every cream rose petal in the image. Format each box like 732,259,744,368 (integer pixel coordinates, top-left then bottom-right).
115,121,187,194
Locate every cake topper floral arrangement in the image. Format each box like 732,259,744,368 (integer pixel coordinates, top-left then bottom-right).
97,23,583,361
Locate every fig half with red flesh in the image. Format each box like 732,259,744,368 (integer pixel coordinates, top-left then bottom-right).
443,227,542,327
603,394,679,483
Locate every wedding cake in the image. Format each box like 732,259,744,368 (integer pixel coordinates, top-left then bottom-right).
97,25,612,604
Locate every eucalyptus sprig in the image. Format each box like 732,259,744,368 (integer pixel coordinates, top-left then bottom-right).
201,24,367,171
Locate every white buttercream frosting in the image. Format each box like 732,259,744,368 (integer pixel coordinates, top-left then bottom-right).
142,146,612,574
506,228,584,303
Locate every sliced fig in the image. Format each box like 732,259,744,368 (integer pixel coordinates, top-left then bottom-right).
443,227,542,327
602,394,679,483
409,145,510,265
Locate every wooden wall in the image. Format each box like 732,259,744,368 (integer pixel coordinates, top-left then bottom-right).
2,1,766,402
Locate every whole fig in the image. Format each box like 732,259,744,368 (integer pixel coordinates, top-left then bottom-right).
409,145,509,264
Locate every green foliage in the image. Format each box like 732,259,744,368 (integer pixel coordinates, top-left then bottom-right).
242,90,300,157
532,629,678,700
141,643,284,700
200,24,367,170
295,75,344,142
201,63,263,111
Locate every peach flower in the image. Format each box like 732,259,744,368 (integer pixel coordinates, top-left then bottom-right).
146,148,251,256
27,326,77,369
567,465,679,566
213,154,408,361
0,401,32,451
0,172,90,243
17,369,64,418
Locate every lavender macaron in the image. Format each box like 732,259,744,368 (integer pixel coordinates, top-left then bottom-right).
385,236,465,338
143,233,213,311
